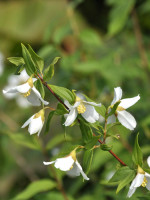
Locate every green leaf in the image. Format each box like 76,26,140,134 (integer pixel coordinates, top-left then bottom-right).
34,79,45,99
43,57,60,81
48,84,76,105
45,111,55,135
116,170,135,193
79,118,93,144
55,103,68,115
108,101,120,117
7,57,25,66
12,179,56,200
132,133,143,166
21,43,37,76
46,134,72,150
28,44,44,72
107,122,129,137
83,149,93,173
85,136,100,150
107,0,135,36
95,104,106,118
109,166,135,183
7,132,41,150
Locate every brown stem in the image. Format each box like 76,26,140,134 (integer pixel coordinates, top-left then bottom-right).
38,75,127,166
38,73,68,110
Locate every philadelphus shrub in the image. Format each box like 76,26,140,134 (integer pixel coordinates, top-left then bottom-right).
4,44,150,199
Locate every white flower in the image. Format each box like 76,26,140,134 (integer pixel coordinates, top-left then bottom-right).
107,87,140,130
21,109,45,136
3,73,49,106
43,150,89,180
64,94,101,126
0,52,4,76
127,157,150,198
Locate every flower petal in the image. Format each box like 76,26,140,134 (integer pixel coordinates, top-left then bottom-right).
75,160,89,180
84,101,101,107
107,114,116,124
28,116,43,135
27,90,41,106
133,173,144,187
64,108,78,126
16,83,31,93
147,156,150,167
111,87,122,105
81,105,99,123
64,100,72,109
21,115,34,128
3,88,18,94
67,163,81,177
127,187,136,198
117,110,136,130
119,95,140,109
146,176,150,190
54,156,74,171
43,161,55,165
32,87,49,105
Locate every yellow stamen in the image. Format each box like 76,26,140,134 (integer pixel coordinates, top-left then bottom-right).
141,177,147,187
23,89,32,97
76,96,86,114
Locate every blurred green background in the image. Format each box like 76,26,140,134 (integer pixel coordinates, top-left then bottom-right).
1,0,150,199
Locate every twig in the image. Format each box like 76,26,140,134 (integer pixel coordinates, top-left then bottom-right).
38,74,127,166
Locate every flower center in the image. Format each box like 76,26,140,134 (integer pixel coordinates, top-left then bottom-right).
117,106,125,111
23,89,32,97
76,96,86,114
141,177,147,187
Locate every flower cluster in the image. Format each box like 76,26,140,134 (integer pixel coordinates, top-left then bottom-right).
3,49,145,198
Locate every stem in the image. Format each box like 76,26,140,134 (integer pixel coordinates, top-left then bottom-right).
96,136,126,166
38,74,127,166
38,73,68,110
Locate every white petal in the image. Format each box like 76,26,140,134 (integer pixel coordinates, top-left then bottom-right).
81,105,99,123
16,82,31,93
119,95,140,109
117,110,136,130
43,161,55,165
75,160,89,180
111,87,122,105
133,173,144,187
67,163,81,177
21,115,34,128
84,101,101,107
19,69,29,82
127,187,136,198
27,90,41,106
32,86,49,105
76,93,85,100
28,116,43,135
64,100,72,109
146,176,150,190
54,156,74,171
107,114,116,124
16,96,31,108
147,156,150,167
3,88,18,94
64,108,78,126
73,102,80,108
